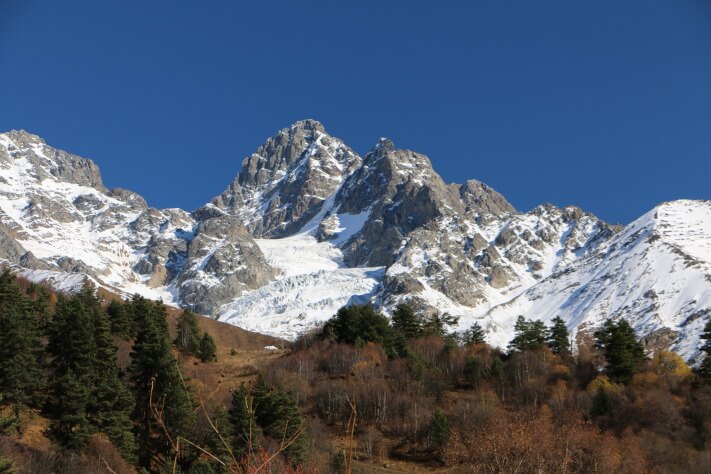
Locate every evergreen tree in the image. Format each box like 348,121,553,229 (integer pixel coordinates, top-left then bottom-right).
175,310,201,356
428,408,450,451
228,383,260,460
547,316,571,357
322,304,393,346
594,318,648,384
107,298,135,339
252,380,306,465
87,294,137,461
129,296,195,468
47,291,97,450
199,333,217,362
508,316,547,352
0,271,44,408
463,322,486,346
423,312,460,338
0,455,12,474
391,303,423,339
700,318,711,384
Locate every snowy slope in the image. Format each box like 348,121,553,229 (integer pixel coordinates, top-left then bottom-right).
483,200,711,361
217,233,384,338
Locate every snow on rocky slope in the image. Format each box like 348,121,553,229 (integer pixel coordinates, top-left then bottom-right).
0,122,709,361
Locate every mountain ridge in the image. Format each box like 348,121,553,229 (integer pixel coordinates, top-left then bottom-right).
1,121,709,361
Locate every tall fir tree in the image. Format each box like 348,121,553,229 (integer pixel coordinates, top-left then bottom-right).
594,318,648,384
47,291,97,450
228,383,260,460
107,298,135,339
463,322,486,346
83,291,137,461
174,309,202,356
700,318,711,384
391,303,423,339
508,316,547,352
129,296,195,469
547,316,571,357
0,271,44,408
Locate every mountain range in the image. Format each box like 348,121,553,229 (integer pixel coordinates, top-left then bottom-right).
1,120,709,362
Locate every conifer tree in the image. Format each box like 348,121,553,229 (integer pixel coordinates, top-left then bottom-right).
508,316,547,352
700,318,711,384
228,383,260,459
252,377,307,465
199,332,217,362
463,322,486,346
391,303,423,339
129,296,195,468
107,298,135,339
174,309,201,355
47,292,97,449
87,294,137,461
0,271,44,408
423,312,460,338
547,316,571,357
594,318,648,384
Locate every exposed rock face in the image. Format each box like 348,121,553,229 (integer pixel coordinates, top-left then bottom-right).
1,122,710,362
0,129,273,315
210,119,361,237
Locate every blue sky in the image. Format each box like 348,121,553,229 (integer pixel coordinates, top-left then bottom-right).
1,1,710,223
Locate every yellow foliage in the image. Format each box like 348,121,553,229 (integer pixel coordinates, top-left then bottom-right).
586,374,619,394
653,351,692,377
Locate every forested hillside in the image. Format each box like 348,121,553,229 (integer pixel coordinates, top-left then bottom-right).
1,270,711,473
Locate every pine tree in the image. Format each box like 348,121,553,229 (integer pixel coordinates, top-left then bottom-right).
547,316,571,357
87,294,137,461
463,322,486,346
129,296,195,468
107,298,135,339
594,318,648,384
322,304,393,345
199,332,217,362
47,291,97,450
174,309,201,356
0,271,44,408
252,377,307,465
423,312,460,338
428,408,450,451
508,316,547,352
700,318,711,384
391,303,423,339
228,383,260,460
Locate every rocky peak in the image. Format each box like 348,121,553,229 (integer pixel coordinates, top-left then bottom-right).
459,179,516,218
211,120,361,237
0,130,106,191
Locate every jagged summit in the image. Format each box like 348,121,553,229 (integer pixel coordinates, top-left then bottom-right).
0,122,709,361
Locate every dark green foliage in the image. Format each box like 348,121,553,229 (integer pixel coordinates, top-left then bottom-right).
508,316,547,352
423,312,459,338
199,333,217,362
591,387,613,418
86,294,137,461
428,408,450,450
547,316,571,356
391,303,423,339
463,322,486,346
107,299,135,339
251,377,307,465
700,319,711,384
47,289,97,450
175,310,201,355
228,384,260,459
594,318,648,384
129,296,195,468
0,270,44,408
322,304,393,346
463,356,485,387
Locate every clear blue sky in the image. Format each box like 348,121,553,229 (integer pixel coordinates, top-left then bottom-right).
1,1,710,223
